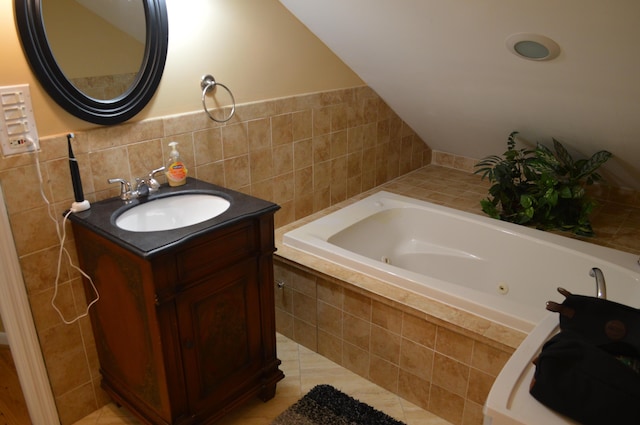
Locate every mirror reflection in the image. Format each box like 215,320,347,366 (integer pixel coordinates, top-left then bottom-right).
42,0,146,100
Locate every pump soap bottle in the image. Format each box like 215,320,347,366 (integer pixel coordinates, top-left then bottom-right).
165,141,187,186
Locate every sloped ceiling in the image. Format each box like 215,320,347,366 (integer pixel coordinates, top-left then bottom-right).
279,0,640,190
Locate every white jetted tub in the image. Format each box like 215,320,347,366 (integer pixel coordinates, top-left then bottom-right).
283,191,640,333
283,190,640,424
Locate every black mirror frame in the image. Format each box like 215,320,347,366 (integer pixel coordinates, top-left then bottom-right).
14,0,168,126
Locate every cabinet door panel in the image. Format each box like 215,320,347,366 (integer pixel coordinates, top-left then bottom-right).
176,258,262,413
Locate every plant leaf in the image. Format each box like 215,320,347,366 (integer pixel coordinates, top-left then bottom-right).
575,150,612,180
552,138,574,168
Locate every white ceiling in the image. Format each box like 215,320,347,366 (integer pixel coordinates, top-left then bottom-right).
279,0,640,190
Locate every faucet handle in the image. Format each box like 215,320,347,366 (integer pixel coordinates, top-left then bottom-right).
107,178,131,200
146,166,166,191
149,166,166,178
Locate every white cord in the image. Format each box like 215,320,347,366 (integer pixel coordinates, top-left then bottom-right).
29,139,99,325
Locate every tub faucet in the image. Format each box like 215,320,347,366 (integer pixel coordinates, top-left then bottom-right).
589,267,607,299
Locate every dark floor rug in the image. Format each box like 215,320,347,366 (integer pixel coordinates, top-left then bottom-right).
271,384,407,425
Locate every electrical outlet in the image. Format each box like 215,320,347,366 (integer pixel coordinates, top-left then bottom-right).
0,84,40,156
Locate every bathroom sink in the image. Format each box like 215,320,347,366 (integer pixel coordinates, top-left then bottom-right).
115,193,231,232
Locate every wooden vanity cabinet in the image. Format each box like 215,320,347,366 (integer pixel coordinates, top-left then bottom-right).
72,212,283,425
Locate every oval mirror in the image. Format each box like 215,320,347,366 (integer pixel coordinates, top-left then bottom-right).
14,0,168,125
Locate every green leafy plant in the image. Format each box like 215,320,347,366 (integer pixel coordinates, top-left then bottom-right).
474,131,612,236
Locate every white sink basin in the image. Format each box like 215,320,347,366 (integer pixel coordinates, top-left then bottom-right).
115,194,231,232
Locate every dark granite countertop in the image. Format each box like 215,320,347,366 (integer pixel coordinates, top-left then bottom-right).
67,177,280,259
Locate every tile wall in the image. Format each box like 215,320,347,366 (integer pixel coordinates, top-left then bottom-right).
273,259,513,425
0,85,428,424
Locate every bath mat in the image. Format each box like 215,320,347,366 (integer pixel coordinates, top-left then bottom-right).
271,384,406,425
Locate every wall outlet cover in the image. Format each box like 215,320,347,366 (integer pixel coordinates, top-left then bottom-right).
0,84,40,156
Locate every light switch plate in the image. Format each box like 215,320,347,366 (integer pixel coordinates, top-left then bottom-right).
0,84,40,156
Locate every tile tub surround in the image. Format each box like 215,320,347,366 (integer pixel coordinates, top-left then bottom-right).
0,86,428,424
273,259,514,425
273,165,640,425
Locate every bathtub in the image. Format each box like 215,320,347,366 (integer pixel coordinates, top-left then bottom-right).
283,191,640,333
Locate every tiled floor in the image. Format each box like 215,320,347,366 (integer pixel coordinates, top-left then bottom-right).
73,334,451,425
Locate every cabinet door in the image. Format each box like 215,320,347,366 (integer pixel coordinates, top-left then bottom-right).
176,258,263,414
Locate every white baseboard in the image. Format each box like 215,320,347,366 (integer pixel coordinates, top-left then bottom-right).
0,332,8,346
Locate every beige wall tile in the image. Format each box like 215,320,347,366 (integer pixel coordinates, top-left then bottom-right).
271,114,293,146
222,123,249,158
39,323,91,397
247,118,271,152
370,325,401,364
317,301,342,337
223,155,250,189
466,368,494,405
369,355,399,393
471,341,512,376
293,139,312,170
294,166,313,196
331,130,348,158
275,310,294,340
372,301,403,334
432,353,470,397
313,160,330,190
317,278,343,308
273,281,293,313
29,285,75,332
292,110,312,142
194,161,224,186
312,134,331,163
272,172,294,204
313,107,331,136
55,381,99,425
286,266,316,297
194,128,223,165
293,318,317,351
20,246,64,294
1,165,51,214
317,330,342,365
249,148,274,183
330,104,348,132
435,327,474,364
343,342,369,377
462,400,485,425
127,139,164,179
293,291,317,326
89,148,130,193
402,314,437,349
400,338,434,381
272,143,293,176
343,313,370,350
343,289,372,320
429,385,465,425
10,206,59,256
398,369,431,411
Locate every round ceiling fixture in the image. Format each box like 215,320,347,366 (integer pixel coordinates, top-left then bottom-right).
506,33,561,61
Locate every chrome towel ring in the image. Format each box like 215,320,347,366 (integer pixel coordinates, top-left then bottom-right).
200,74,236,123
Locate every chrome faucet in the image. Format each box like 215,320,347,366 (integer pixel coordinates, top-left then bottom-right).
108,166,165,201
135,166,165,196
589,267,607,299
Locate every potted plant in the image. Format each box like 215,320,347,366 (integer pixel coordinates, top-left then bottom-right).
474,131,612,236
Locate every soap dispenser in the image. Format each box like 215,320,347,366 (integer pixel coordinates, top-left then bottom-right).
165,141,187,187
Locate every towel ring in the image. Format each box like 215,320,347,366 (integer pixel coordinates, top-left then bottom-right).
200,74,236,123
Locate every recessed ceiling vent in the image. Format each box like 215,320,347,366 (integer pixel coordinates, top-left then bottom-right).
506,33,561,61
